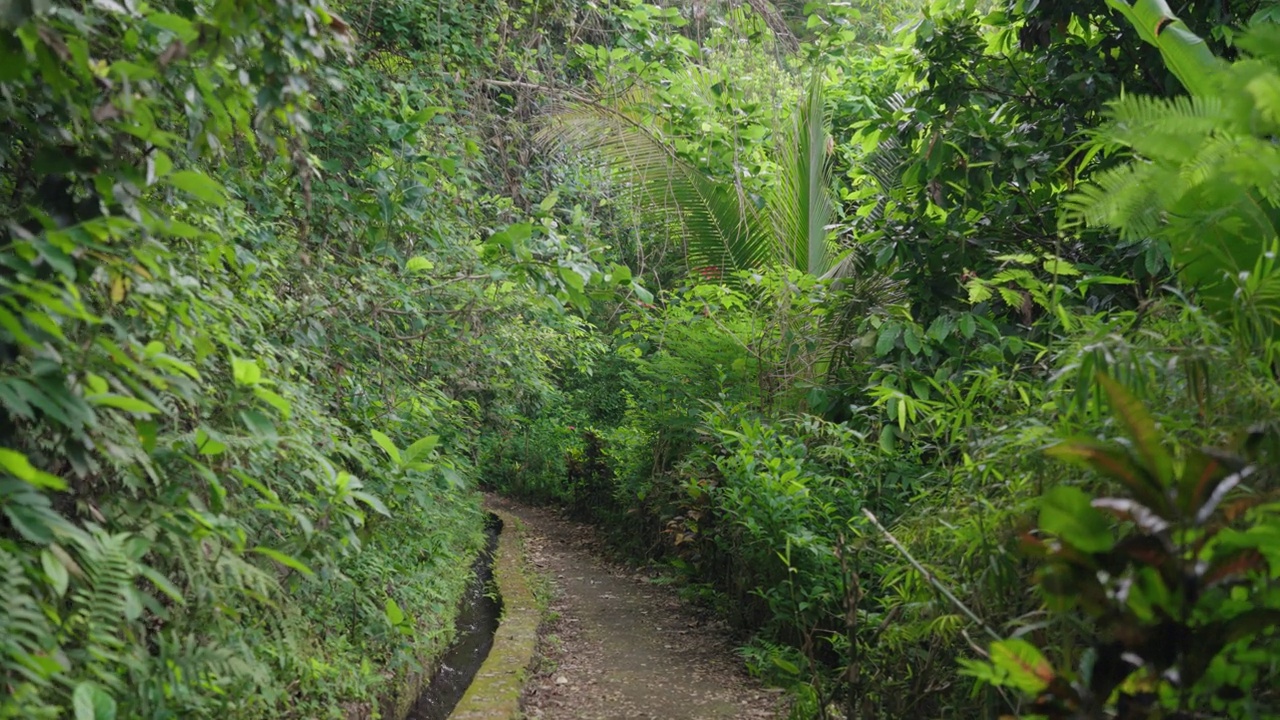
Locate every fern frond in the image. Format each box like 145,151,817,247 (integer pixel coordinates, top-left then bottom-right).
1104,94,1228,162
1061,162,1168,239
0,548,55,689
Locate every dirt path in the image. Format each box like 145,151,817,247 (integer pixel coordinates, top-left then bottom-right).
486,495,785,720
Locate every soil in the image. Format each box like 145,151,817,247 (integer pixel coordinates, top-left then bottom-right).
485,495,786,720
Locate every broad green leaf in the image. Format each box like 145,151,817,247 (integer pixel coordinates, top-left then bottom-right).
147,12,197,41
254,386,292,420
385,597,405,626
86,393,161,415
252,546,313,576
403,434,439,464
167,170,227,206
41,548,69,596
559,265,586,292
72,682,117,720
405,256,434,273
0,447,66,490
353,490,390,517
231,356,262,386
875,323,901,356
152,354,201,380
371,430,401,465
194,428,227,456
1040,485,1114,553
239,409,276,439
409,106,447,124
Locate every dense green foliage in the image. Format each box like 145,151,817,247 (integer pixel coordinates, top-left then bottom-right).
5,0,1280,718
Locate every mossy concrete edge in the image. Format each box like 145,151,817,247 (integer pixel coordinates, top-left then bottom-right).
447,507,539,720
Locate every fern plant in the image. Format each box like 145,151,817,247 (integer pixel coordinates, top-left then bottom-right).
1062,23,1280,350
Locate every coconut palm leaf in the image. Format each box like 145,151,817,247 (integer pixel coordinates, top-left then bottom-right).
768,75,836,277
537,96,773,279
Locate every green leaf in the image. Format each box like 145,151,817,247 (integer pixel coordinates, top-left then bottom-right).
384,597,405,626
167,170,227,206
487,222,533,251
770,655,801,676
559,265,586,292
146,12,197,41
988,638,1053,694
0,447,66,490
137,564,185,605
353,490,390,517
72,682,117,720
1040,486,1114,553
371,430,402,465
405,256,435,273
253,386,292,420
231,356,262,386
875,323,901,356
41,549,69,596
239,409,276,439
403,434,439,464
878,425,897,454
251,546,313,576
194,428,227,456
86,393,161,414
409,106,447,124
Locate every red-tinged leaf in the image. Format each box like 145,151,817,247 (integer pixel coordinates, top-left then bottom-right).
1196,466,1255,526
989,638,1054,694
1114,535,1172,568
1092,498,1170,535
1047,439,1167,514
1096,372,1173,487
1179,447,1248,518
1202,548,1268,587
1019,530,1049,559
1222,496,1264,522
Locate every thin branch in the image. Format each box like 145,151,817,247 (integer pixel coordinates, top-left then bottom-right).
861,508,1002,641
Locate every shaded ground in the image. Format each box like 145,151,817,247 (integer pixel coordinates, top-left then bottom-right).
486,495,785,720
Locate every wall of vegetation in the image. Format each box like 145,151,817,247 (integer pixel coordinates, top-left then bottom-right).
475,0,1280,718
5,0,1280,718
0,0,635,717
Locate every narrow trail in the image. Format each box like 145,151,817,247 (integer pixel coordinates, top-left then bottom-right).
486,495,786,720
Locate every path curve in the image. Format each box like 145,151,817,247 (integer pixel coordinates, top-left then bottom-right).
486,495,785,720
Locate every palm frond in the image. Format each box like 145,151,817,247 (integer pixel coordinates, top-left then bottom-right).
769,76,836,277
537,97,773,278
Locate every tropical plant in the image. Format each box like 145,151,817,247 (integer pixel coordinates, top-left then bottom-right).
962,374,1280,717
1063,21,1280,350
540,76,845,280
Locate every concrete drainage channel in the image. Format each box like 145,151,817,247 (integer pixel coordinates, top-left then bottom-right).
405,506,540,720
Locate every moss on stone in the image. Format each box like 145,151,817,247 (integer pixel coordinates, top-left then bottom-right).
447,508,541,720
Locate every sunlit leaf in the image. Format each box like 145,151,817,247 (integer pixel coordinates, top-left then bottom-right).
1040,486,1114,553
